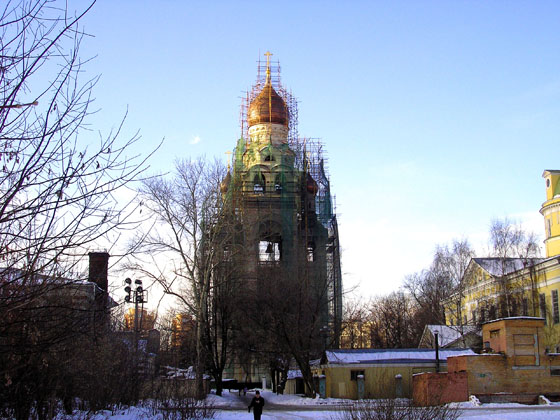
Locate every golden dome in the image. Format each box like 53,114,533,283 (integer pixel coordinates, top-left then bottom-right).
247,82,289,127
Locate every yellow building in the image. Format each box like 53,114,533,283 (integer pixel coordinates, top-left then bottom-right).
447,170,560,352
542,170,560,258
170,312,195,349
340,320,374,349
314,348,475,399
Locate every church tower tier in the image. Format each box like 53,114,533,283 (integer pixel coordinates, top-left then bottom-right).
541,169,560,257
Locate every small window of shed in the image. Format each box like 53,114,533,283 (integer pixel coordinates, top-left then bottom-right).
350,370,365,381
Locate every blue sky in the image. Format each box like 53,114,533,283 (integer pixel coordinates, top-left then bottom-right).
73,1,560,298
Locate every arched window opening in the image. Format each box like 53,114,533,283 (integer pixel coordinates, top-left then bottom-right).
274,173,283,192
264,154,275,162
253,173,265,194
307,242,315,262
259,239,281,262
258,221,282,264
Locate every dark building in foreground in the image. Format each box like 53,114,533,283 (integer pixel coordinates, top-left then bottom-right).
0,251,115,365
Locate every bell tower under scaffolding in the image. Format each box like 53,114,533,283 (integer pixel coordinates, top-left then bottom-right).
221,53,343,380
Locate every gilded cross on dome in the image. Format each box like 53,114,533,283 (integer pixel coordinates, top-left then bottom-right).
264,51,273,84
246,51,288,128
225,150,232,169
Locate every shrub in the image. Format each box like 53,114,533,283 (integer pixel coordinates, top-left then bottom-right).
331,399,461,420
148,378,216,420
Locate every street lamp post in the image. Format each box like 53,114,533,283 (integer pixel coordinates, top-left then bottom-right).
124,278,147,349
125,279,147,341
124,278,147,400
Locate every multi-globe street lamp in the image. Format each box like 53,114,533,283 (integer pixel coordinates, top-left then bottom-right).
124,278,147,351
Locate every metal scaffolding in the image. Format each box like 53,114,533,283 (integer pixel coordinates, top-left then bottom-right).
234,56,343,348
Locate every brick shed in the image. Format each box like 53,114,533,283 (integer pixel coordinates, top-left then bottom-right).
413,317,560,405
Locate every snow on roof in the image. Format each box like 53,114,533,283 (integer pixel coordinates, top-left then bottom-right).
473,257,545,276
324,348,475,365
287,369,302,379
481,316,545,325
163,365,210,380
426,325,479,347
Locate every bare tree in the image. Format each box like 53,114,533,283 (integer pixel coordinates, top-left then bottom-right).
435,239,475,329
156,309,194,367
367,291,418,348
0,1,152,417
241,256,332,397
489,218,540,317
203,243,243,396
405,239,475,333
489,218,540,260
129,157,238,398
405,269,450,326
340,297,371,349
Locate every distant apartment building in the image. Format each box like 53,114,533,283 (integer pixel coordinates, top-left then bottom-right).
124,308,156,331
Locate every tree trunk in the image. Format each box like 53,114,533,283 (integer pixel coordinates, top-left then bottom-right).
214,371,223,396
293,355,316,398
195,314,204,400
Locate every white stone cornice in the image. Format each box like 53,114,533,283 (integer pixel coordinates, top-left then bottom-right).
540,200,560,215
248,123,288,146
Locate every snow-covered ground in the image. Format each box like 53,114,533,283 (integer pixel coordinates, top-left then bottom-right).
207,389,352,408
54,389,560,419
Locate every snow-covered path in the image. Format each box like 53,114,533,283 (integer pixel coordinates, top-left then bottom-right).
232,412,332,419
217,412,334,419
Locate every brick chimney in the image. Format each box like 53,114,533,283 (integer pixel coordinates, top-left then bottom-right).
88,252,109,291
89,252,110,333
